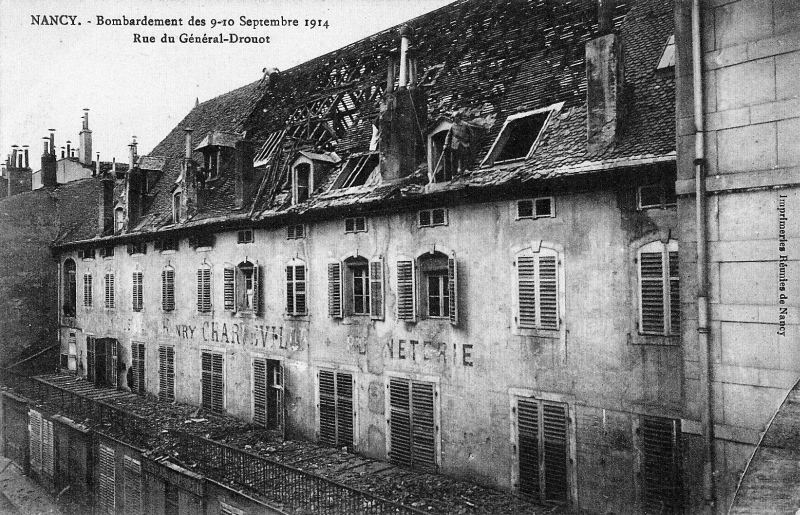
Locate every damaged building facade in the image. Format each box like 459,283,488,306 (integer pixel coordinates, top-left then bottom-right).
4,0,754,512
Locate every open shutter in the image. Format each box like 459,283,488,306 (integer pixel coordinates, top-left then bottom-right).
296,265,307,315
640,252,665,333
517,399,540,499
641,416,682,512
98,444,116,515
130,343,139,392
538,254,558,329
668,251,680,335
213,353,224,413
123,456,143,515
370,258,384,320
109,340,118,387
448,254,458,325
253,264,262,314
42,418,54,478
29,409,42,475
396,260,416,321
411,381,437,472
541,401,568,503
327,263,343,318
319,370,336,445
224,266,236,312
285,266,294,314
201,352,212,410
253,359,267,426
517,256,537,329
87,336,96,383
388,377,412,468
275,361,285,437
336,372,354,447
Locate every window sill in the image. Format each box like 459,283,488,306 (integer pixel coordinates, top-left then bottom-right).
284,313,309,321
514,326,560,339
103,256,114,260
632,333,680,346
160,250,177,255
81,258,95,262
194,246,213,253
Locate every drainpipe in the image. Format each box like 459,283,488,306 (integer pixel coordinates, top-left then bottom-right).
692,0,715,511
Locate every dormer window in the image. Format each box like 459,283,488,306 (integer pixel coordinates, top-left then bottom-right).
204,151,220,180
482,103,562,166
656,35,676,71
194,131,240,182
114,207,125,233
428,117,474,183
332,153,379,189
172,190,182,223
291,151,340,203
293,163,311,203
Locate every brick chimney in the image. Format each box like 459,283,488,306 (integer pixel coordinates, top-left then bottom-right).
379,25,427,182
234,138,255,209
585,0,625,154
42,131,58,189
179,128,200,218
79,109,92,165
98,171,115,236
124,137,142,231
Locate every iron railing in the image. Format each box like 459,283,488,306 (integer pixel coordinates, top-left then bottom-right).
0,371,153,445
172,429,425,515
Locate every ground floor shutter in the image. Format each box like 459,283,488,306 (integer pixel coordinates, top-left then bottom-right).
517,398,568,503
253,358,267,427
98,443,116,515
41,418,54,478
109,339,118,387
202,351,224,413
641,416,682,513
87,336,96,383
447,255,458,325
318,370,354,448
388,377,436,472
28,409,42,475
130,343,145,394
123,455,143,515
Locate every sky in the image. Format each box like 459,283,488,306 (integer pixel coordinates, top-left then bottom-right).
0,0,452,167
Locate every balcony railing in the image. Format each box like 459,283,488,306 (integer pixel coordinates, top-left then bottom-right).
172,429,425,515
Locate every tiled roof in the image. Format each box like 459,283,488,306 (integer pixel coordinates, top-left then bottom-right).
57,0,675,245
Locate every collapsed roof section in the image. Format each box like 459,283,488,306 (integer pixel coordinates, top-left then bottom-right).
54,0,675,246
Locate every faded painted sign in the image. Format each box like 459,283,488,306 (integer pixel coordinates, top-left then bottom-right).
385,338,474,367
162,319,307,350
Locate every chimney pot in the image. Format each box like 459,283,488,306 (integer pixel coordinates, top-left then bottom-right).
95,153,100,176
23,145,29,168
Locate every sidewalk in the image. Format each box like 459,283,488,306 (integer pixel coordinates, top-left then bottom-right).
0,457,61,515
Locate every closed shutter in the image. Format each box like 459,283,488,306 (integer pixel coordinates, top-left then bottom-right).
87,336,96,383
224,266,236,311
517,398,568,503
640,252,665,334
29,409,42,475
328,263,343,318
202,351,224,413
197,267,211,313
98,444,116,515
641,416,682,513
319,370,336,446
448,255,458,325
396,260,415,320
123,456,143,515
295,265,306,315
369,259,384,320
105,272,115,308
389,378,436,472
517,256,537,328
253,359,267,426
158,346,175,401
285,266,293,313
130,343,145,394
83,273,92,307
132,272,143,312
538,255,558,329
318,370,354,448
668,251,680,335
161,269,175,311
253,264,262,314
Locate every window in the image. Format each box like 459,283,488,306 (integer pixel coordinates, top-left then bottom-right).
172,191,181,223
201,350,224,414
67,331,77,371
161,267,175,312
98,444,116,514
640,416,682,512
418,208,448,228
237,229,254,244
483,104,561,166
100,246,115,258
286,260,307,316
656,34,676,71
83,273,93,307
130,342,145,394
204,149,220,181
114,207,125,233
329,257,385,319
196,265,212,313
78,248,95,260
287,224,305,239
132,272,143,312
515,247,560,330
293,162,311,204
637,182,676,209
344,217,367,233
388,377,437,472
412,251,458,323
515,397,569,503
428,123,452,183
638,240,680,336
253,358,284,431
123,456,143,515
63,258,77,317
190,233,215,250
319,370,354,448
87,336,96,383
127,242,147,255
517,197,555,219
428,118,473,182
158,346,175,401
104,271,115,309
156,237,178,253
333,153,379,189
224,261,261,313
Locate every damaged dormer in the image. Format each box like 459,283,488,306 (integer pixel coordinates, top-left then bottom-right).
290,150,340,204
194,130,240,184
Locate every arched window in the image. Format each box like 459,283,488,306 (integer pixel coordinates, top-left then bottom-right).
638,240,680,336
286,258,307,316
395,250,458,325
223,261,260,313
63,258,77,317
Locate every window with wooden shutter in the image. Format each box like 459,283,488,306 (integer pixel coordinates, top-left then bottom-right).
104,272,115,309
286,261,307,315
270,360,284,433
29,409,42,475
448,254,458,325
130,343,145,394
516,248,560,330
83,273,92,307
224,265,236,311
640,416,682,513
197,265,212,313
638,241,679,337
252,263,261,314
109,339,118,387
132,272,143,312
328,262,343,318
253,358,267,426
161,268,175,311
388,377,437,472
201,351,224,413
68,332,77,371
396,259,415,320
87,336,96,383
516,398,569,503
42,418,54,478
158,346,175,401
318,370,354,448
123,456,143,515
98,443,116,515
369,258,384,320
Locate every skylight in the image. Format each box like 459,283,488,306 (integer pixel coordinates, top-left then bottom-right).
656,35,676,70
482,103,562,166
